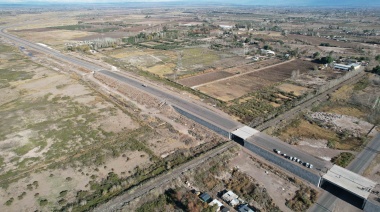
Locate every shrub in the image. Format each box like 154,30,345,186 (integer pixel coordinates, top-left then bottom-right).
5,198,14,206
59,190,68,197
39,199,48,206
331,152,355,167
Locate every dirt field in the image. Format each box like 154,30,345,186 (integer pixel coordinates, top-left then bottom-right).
229,149,298,212
198,59,315,101
12,30,97,49
178,71,234,87
0,40,223,211
276,83,311,96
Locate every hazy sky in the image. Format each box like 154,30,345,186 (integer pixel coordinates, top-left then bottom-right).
0,0,378,7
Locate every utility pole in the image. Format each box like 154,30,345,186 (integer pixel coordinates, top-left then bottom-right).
174,50,183,82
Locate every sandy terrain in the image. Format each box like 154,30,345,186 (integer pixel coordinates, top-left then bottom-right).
12,30,97,49
277,83,311,96
198,60,315,101
308,112,376,137
295,138,352,161
229,148,298,212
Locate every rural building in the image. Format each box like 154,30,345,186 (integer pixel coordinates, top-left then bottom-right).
334,63,361,71
237,204,255,212
209,199,224,211
221,190,240,207
199,192,212,203
219,25,233,30
260,49,275,56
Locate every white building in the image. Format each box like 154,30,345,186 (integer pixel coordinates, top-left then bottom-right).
219,25,233,30
222,190,240,207
260,49,275,56
334,63,361,71
209,199,224,211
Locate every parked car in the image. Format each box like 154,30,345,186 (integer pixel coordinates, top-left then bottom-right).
273,149,281,154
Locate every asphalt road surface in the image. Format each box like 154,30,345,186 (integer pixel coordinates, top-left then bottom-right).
1,26,346,210
1,25,330,172
98,70,241,132
249,132,330,171
309,133,380,212
0,26,241,132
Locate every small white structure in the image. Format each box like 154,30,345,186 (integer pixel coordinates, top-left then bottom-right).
219,25,233,30
260,49,275,56
231,126,259,140
209,199,224,211
334,63,361,71
222,190,240,207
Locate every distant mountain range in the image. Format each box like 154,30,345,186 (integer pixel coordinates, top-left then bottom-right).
0,0,379,8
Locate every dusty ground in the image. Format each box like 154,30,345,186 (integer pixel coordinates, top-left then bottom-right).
0,38,222,211
12,30,98,50
308,112,376,137
276,83,311,96
294,139,353,162
229,149,298,212
198,59,315,101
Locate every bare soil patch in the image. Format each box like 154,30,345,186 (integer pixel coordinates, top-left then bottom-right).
276,83,310,96
230,149,297,212
198,60,315,101
178,71,233,87
12,30,97,48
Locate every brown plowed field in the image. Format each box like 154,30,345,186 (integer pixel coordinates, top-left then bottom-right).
178,71,234,87
178,58,281,87
198,59,315,101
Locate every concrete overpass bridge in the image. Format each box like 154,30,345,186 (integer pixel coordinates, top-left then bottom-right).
174,106,379,211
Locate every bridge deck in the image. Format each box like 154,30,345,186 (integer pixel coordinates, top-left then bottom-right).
323,165,377,199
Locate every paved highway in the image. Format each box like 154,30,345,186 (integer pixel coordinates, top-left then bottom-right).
1,26,241,132
310,133,380,212
98,70,241,131
0,25,329,171
248,132,331,171
1,25,335,208
0,27,101,71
